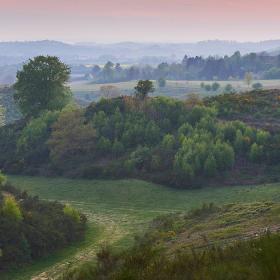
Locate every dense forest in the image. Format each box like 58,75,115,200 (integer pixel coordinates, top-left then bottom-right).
0,172,87,271
86,52,280,83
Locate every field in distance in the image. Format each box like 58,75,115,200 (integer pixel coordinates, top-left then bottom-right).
4,175,280,279
71,79,280,103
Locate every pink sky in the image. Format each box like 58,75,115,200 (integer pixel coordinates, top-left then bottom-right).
0,0,279,42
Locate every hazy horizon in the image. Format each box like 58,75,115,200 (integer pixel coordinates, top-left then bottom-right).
1,39,280,45
0,0,279,43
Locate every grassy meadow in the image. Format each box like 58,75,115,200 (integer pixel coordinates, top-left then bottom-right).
71,79,280,103
3,175,280,279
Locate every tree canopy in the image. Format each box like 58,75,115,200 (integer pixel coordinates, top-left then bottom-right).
1,85,280,188
135,80,155,99
14,56,72,117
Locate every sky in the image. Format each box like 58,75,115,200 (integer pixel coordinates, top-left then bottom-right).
0,0,279,43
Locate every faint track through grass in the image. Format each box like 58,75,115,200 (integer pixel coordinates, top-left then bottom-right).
4,176,280,279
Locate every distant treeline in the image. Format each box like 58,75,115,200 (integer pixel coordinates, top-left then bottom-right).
86,52,280,83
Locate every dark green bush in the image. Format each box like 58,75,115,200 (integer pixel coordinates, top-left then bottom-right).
0,183,87,271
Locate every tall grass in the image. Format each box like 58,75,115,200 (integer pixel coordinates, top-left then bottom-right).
63,233,280,280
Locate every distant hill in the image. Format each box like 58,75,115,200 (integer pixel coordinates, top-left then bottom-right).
1,40,280,66
1,40,280,84
269,47,280,56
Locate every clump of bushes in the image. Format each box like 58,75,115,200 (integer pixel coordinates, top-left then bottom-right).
0,94,279,188
0,174,87,271
204,89,280,119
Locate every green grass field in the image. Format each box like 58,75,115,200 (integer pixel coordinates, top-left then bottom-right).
71,79,280,103
3,176,280,279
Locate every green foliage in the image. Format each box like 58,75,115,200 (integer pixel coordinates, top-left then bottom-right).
135,80,155,99
178,123,193,139
204,154,217,177
213,141,235,170
9,174,280,278
0,183,87,270
17,111,57,152
0,87,21,125
188,202,220,217
175,137,234,181
174,115,235,182
256,130,270,145
112,140,124,157
204,84,212,91
144,121,161,145
59,198,280,280
48,109,97,171
17,111,59,164
63,232,280,280
87,52,280,83
202,82,221,92
0,91,278,188
126,146,152,172
0,105,5,127
252,82,263,90
264,67,280,79
0,171,7,187
224,83,236,93
161,134,176,150
205,90,280,121
188,105,217,126
63,204,81,223
211,82,220,91
14,56,72,117
157,77,166,88
97,137,111,155
2,196,22,221
250,143,264,162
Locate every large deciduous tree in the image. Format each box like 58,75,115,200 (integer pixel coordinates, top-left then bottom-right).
14,56,72,117
135,80,155,99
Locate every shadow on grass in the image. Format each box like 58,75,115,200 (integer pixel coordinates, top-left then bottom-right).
1,224,103,280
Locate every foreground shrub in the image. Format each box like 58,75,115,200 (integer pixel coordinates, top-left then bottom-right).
62,233,280,280
2,196,22,221
0,183,87,270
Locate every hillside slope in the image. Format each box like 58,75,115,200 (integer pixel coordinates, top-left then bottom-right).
205,89,280,132
62,202,280,280
5,176,280,279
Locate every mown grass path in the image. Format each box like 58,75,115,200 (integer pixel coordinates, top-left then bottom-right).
31,220,122,280
4,176,280,279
